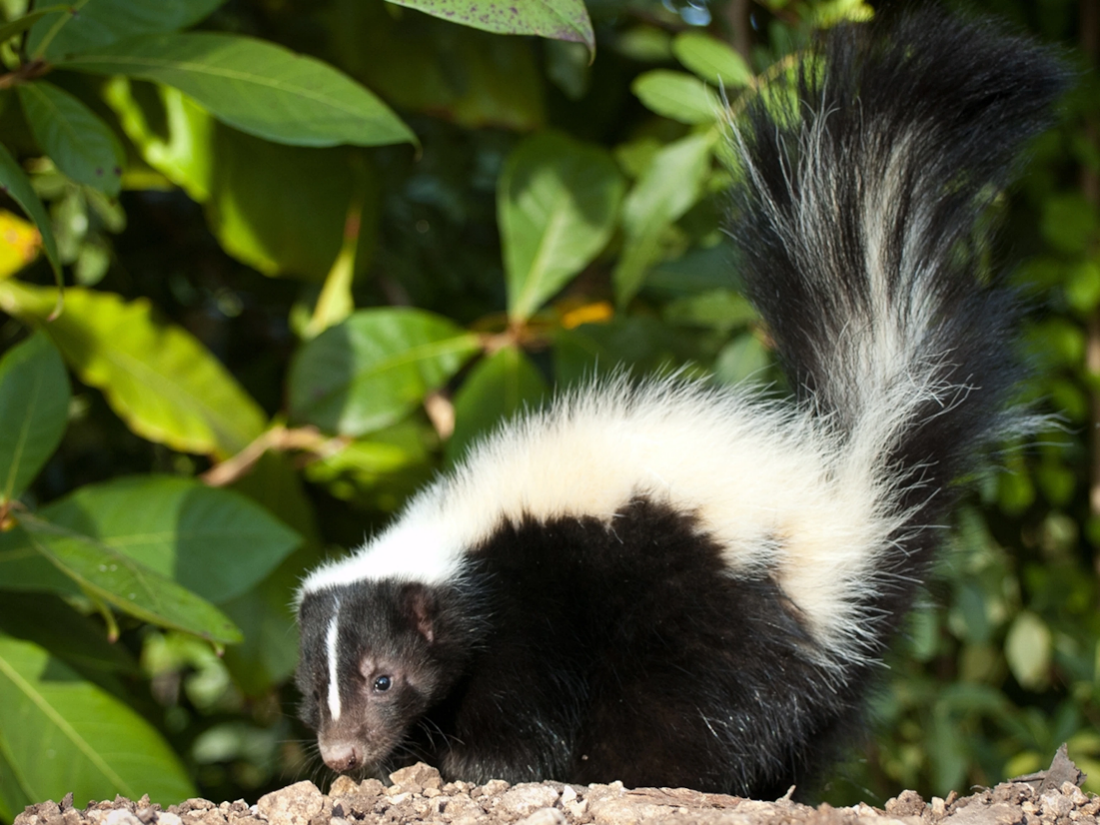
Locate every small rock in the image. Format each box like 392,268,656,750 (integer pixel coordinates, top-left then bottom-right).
500,784,561,817
255,782,326,825
1040,792,1073,819
932,798,947,817
327,777,359,798
516,808,566,825
389,763,443,793
888,790,929,817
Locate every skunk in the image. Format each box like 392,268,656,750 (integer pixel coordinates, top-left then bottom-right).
295,9,1065,797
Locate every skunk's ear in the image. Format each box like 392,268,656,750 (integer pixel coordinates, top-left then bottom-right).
401,583,437,644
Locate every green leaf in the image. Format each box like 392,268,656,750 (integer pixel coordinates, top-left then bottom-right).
0,281,267,458
0,332,69,505
28,0,227,58
614,131,717,305
0,7,67,47
632,70,723,124
499,133,624,322
15,514,243,644
0,633,195,808
37,476,300,604
672,32,753,89
17,81,125,196
386,0,594,52
289,309,480,436
447,346,548,462
59,32,416,148
1005,611,1052,691
0,144,62,282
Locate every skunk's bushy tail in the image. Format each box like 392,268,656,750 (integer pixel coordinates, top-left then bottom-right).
731,9,1065,625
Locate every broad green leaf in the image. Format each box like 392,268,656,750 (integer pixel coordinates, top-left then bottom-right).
387,0,594,52
16,514,242,644
59,32,416,148
0,475,300,609
614,131,717,305
447,346,548,462
672,32,753,89
0,281,267,458
0,332,69,505
632,70,722,124
0,6,67,47
32,476,299,604
289,309,480,436
499,133,624,322
0,633,195,808
17,81,125,196
0,144,61,282
1005,611,1052,691
28,0,227,59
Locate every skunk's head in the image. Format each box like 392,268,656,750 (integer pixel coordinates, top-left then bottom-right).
295,580,465,774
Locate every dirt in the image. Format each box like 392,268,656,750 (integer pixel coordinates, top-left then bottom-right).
14,747,1097,825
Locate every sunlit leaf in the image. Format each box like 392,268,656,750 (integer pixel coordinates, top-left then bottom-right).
672,31,753,89
0,281,267,458
632,70,722,124
499,133,624,322
614,131,717,305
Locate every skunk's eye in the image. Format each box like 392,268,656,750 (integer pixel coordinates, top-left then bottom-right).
373,675,392,692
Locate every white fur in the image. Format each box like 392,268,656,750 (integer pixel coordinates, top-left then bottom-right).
326,607,342,721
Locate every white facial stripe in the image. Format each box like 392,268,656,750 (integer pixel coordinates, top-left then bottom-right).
325,604,341,721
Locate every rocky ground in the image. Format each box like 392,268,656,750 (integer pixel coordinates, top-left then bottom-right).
13,748,1096,825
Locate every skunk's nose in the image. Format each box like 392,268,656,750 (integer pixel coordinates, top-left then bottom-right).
320,740,362,773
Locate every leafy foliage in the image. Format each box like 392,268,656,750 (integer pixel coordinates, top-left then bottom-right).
0,0,1095,816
